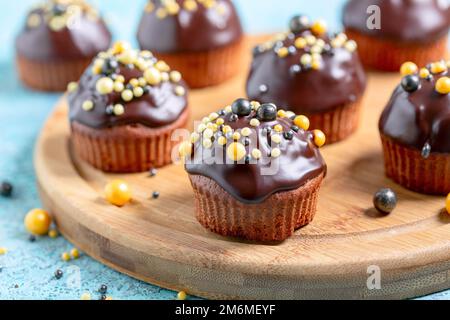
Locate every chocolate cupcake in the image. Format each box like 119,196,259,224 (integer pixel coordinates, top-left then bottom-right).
68,41,189,173
137,0,244,88
379,60,450,195
16,0,111,92
181,99,327,242
246,15,367,144
343,0,450,71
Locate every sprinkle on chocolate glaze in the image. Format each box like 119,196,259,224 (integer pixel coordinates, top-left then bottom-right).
137,0,243,53
380,60,450,154
246,15,366,114
68,41,188,129
182,99,327,204
16,0,111,61
343,0,450,43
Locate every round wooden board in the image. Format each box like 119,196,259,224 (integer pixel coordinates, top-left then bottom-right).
35,36,450,300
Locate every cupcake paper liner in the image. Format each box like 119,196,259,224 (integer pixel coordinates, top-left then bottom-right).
16,54,92,92
345,30,448,72
71,108,189,173
306,99,362,144
189,173,324,242
153,39,244,89
381,135,450,195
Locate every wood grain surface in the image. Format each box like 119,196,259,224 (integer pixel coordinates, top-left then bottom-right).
34,36,450,300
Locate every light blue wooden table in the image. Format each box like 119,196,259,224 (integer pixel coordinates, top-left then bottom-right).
0,0,448,300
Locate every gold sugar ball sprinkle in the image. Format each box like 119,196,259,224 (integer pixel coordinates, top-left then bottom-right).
294,115,310,130
313,130,326,147
271,134,282,144
400,62,418,76
175,86,186,96
67,82,78,93
271,148,281,158
70,248,80,259
311,19,327,35
435,77,450,94
61,252,71,262
82,100,94,111
48,229,59,238
177,291,187,300
227,142,246,162
294,37,307,49
113,104,125,116
277,47,289,58
251,149,262,160
133,87,144,98
96,77,114,95
121,89,134,102
419,68,430,79
273,124,283,133
430,61,447,74
179,141,193,157
184,0,198,11
241,127,252,137
113,81,125,93
218,136,227,146
144,68,162,85
170,71,182,83
250,118,260,127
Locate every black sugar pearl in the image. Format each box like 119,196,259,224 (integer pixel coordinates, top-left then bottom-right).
291,125,299,133
373,188,397,214
401,75,420,92
152,191,160,199
243,137,251,146
102,59,119,75
99,285,108,294
53,4,66,15
283,131,294,140
0,181,13,197
126,83,134,90
100,295,107,300
231,99,252,117
218,110,226,116
105,105,114,115
28,235,36,243
54,269,63,279
289,15,309,33
290,64,301,75
229,114,238,122
244,155,251,164
288,46,297,55
257,103,277,122
421,143,431,159
143,86,151,94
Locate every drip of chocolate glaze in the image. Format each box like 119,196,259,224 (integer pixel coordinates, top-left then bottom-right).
137,0,243,53
16,8,111,61
246,30,367,114
343,0,450,43
185,110,327,204
68,63,188,129
379,70,450,154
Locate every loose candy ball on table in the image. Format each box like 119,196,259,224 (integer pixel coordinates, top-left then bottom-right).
24,209,52,236
105,180,132,207
373,188,397,214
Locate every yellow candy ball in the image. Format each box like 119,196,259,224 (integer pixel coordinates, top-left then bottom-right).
435,77,450,94
177,291,187,300
431,61,447,74
311,20,327,36
112,41,130,54
96,77,114,95
61,252,71,262
144,68,162,85
179,141,193,157
24,209,52,236
227,142,246,162
105,180,132,207
71,248,80,259
313,130,326,148
446,193,450,215
294,115,310,130
400,62,418,76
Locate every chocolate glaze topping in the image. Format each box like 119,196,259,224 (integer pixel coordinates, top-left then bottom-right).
68,42,188,129
343,0,450,43
380,61,450,154
183,99,327,204
137,0,243,53
246,16,367,114
16,0,111,61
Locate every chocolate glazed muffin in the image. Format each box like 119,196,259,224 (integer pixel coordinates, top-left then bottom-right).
343,0,450,71
68,42,189,173
181,99,327,242
137,0,244,88
380,60,450,195
16,0,111,91
246,15,367,144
